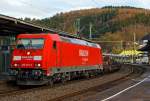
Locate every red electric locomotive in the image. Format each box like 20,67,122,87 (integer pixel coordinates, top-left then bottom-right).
10,33,103,85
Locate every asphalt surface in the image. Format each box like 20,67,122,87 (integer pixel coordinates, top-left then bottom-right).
76,65,150,101
105,65,150,101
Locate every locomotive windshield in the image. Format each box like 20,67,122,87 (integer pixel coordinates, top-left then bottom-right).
16,38,44,49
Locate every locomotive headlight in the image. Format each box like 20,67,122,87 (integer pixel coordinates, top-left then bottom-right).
34,56,42,60
35,63,41,68
14,63,18,67
13,56,21,60
37,63,41,67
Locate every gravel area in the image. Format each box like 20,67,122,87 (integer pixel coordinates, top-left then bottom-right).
0,65,132,101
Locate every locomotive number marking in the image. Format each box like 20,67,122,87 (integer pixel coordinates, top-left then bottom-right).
21,64,33,67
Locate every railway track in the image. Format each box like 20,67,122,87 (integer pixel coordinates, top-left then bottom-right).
49,64,145,101
0,64,144,101
0,84,36,97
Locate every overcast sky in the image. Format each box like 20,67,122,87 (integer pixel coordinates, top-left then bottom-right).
0,0,150,19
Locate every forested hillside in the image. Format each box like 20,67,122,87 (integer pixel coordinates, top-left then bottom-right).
22,6,150,53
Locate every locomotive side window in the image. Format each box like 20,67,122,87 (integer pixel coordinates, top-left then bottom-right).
17,38,44,49
53,41,57,49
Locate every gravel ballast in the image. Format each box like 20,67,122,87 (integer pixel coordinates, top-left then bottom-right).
0,66,132,101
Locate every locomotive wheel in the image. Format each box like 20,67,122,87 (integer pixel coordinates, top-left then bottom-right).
61,77,67,84
85,72,90,79
47,79,53,87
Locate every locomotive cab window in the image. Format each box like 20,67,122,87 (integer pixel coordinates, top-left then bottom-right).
17,38,44,49
53,41,57,49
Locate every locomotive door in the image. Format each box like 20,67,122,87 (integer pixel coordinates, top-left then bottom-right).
55,41,62,67
52,41,57,67
52,41,61,67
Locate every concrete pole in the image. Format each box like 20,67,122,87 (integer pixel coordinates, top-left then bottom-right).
89,22,92,39
132,32,136,63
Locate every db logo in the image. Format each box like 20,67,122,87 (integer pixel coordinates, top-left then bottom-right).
79,49,89,57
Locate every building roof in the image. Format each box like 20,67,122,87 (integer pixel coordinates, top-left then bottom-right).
0,14,56,36
0,14,94,43
119,50,143,56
